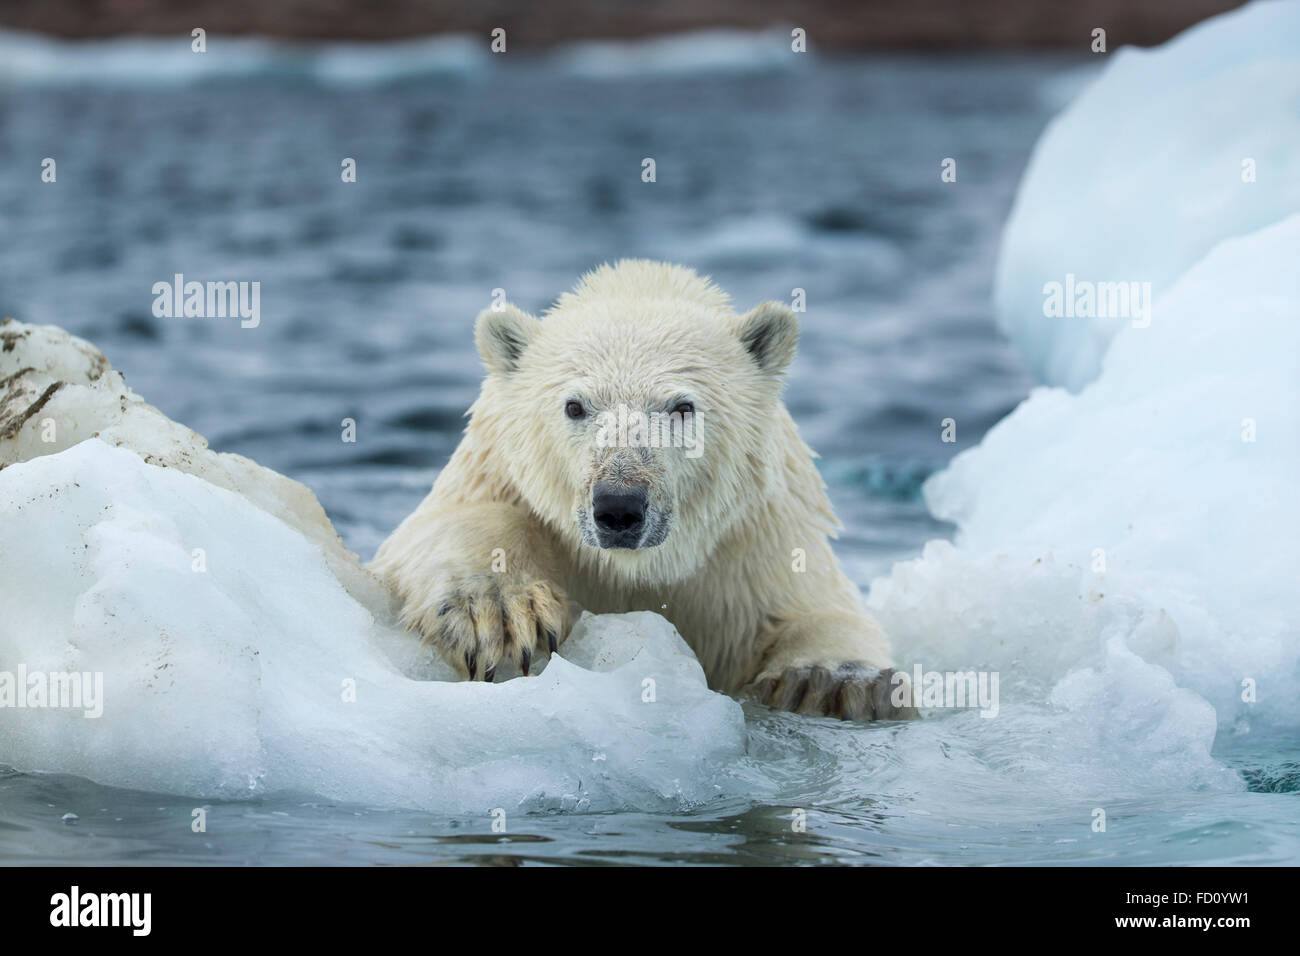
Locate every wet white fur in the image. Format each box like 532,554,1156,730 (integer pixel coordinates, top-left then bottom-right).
371,260,893,690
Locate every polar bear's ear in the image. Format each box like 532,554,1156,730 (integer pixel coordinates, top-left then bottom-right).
738,302,799,374
475,304,539,374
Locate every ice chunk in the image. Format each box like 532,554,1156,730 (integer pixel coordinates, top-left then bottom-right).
876,217,1300,755
0,441,744,813
994,0,1300,389
873,146,1300,826
0,318,386,612
0,321,742,815
869,4,1300,798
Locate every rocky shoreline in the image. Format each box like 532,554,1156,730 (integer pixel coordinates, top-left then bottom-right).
0,0,1247,50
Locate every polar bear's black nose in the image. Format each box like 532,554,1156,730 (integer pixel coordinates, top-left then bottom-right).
593,482,647,543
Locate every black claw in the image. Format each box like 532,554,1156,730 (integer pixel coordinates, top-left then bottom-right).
465,651,477,680
546,629,557,653
520,648,532,676
484,666,496,683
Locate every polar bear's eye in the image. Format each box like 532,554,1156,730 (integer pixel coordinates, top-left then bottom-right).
673,402,694,416
565,400,586,420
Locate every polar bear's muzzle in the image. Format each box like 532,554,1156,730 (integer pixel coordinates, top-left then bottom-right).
582,480,670,550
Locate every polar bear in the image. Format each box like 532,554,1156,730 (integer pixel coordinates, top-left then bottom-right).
371,260,913,720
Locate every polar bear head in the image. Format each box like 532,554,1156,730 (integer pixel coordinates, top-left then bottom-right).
473,260,799,584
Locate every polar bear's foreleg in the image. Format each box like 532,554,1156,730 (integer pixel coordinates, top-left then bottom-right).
745,611,917,721
370,501,572,681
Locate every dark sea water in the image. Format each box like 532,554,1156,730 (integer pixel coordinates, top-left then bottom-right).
7,45,1234,866
0,50,1057,570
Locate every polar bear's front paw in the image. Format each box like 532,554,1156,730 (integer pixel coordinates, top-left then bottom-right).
414,573,571,682
748,664,918,722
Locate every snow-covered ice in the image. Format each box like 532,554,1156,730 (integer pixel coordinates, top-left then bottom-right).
0,319,386,610
0,324,745,813
870,0,1300,796
882,217,1300,730
0,439,744,813
994,0,1300,390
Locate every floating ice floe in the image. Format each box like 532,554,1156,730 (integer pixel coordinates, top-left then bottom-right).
994,0,1300,390
0,322,744,813
0,319,383,610
872,1,1300,759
